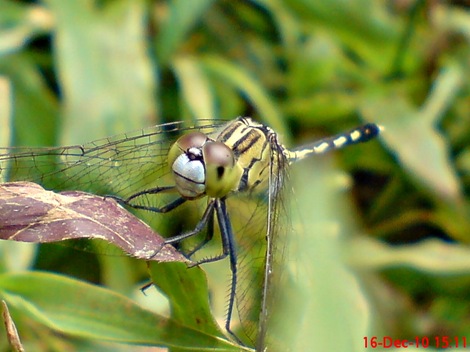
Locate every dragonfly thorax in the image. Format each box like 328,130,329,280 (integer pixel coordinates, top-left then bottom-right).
168,131,243,200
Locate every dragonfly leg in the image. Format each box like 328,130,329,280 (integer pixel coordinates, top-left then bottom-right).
124,186,176,201
164,199,216,245
121,197,187,213
215,198,243,344
187,198,233,266
145,199,216,288
148,200,215,260
182,198,242,342
107,186,187,213
184,212,214,258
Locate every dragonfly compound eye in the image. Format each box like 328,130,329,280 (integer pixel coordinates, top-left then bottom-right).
168,131,209,166
203,142,243,198
168,132,211,199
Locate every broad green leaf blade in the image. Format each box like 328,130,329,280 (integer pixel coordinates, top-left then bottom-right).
172,56,216,120
0,2,52,55
433,4,470,43
200,55,287,138
252,0,301,49
44,0,156,143
149,262,222,336
154,0,215,65
0,76,11,173
348,237,470,275
0,54,59,147
264,158,371,351
0,271,239,350
148,262,251,351
0,79,37,274
289,0,399,70
361,64,463,202
0,241,36,274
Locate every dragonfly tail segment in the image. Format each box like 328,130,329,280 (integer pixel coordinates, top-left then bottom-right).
286,123,383,163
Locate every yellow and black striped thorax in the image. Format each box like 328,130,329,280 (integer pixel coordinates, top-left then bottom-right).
216,117,287,193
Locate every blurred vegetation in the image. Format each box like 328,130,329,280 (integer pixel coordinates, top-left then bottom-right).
1,0,470,351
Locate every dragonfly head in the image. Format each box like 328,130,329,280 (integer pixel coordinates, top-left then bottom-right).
168,132,242,199
203,141,243,198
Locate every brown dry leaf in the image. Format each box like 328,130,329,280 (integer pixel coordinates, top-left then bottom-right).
0,182,187,262
1,300,24,352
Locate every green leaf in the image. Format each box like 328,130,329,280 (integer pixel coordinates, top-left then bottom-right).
44,0,156,143
148,262,252,351
0,2,52,55
289,0,399,70
172,56,216,119
155,0,215,65
201,55,287,138
0,54,59,146
0,75,11,169
361,64,463,202
264,158,371,351
348,236,470,274
0,271,240,350
433,4,470,43
149,262,220,334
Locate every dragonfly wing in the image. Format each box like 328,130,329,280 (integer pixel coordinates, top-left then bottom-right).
0,120,225,254
226,137,290,346
0,120,225,198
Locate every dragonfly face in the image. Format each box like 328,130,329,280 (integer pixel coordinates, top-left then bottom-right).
166,117,282,202
0,116,382,348
168,130,243,199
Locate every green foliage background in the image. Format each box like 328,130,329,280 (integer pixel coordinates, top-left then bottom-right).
1,0,470,351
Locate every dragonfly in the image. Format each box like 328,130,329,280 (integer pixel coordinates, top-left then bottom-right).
0,117,381,348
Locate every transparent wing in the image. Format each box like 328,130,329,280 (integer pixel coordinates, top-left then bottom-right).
226,192,267,343
0,118,289,347
256,142,290,350
0,120,224,200
0,120,226,251
227,137,290,346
